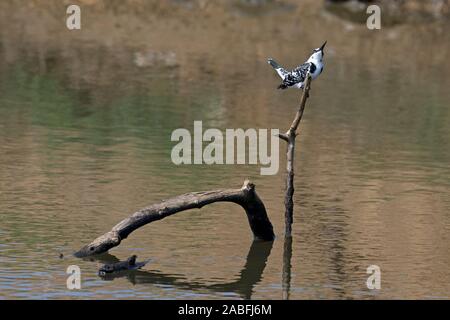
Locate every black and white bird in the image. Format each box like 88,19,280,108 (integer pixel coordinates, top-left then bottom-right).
268,41,327,90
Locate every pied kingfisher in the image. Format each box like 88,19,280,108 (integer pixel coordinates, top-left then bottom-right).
268,41,327,89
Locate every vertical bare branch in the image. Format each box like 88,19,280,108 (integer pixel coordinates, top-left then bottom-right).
288,75,312,134
282,236,293,299
278,74,312,237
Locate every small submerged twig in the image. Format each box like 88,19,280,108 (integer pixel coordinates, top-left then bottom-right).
98,255,150,276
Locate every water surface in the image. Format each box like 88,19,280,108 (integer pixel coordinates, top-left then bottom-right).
0,2,449,299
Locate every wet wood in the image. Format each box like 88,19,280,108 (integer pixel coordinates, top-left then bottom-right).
74,180,275,257
277,74,312,237
282,236,293,299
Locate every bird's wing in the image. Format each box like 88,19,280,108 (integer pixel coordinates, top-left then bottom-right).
292,62,312,80
280,62,309,87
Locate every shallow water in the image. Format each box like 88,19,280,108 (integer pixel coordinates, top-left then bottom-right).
0,2,450,299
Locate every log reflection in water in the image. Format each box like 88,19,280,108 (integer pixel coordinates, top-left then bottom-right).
87,240,273,299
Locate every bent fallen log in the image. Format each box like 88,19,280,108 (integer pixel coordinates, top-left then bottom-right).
74,180,275,257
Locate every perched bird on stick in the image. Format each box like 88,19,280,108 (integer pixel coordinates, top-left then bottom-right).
268,41,327,89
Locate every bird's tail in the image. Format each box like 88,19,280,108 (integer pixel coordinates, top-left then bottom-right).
277,84,288,90
268,58,281,69
268,58,288,81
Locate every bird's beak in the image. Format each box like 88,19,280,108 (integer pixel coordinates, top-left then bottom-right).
319,41,327,52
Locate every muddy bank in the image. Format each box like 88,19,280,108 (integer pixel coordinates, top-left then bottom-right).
326,0,449,25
